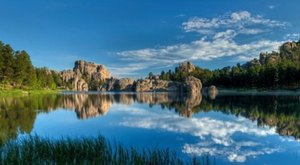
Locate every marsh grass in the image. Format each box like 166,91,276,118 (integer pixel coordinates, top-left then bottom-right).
0,136,214,165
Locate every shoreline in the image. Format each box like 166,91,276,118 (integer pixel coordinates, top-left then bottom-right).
0,89,60,97
2,88,300,97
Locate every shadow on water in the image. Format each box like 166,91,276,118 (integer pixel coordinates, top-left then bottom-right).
0,92,300,146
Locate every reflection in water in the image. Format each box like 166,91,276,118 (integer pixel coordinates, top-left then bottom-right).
1,92,300,162
118,108,279,162
0,93,202,145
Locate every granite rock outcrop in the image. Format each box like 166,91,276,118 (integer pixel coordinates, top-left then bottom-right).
61,60,111,91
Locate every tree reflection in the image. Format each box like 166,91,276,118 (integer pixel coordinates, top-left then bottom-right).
0,92,300,145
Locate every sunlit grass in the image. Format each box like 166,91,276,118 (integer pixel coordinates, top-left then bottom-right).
0,135,214,165
0,89,59,97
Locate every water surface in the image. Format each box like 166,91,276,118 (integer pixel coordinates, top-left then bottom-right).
1,92,300,164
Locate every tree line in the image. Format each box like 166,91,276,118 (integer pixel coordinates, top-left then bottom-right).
157,40,300,88
0,41,62,89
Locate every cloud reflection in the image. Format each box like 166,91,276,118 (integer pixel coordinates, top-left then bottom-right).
118,108,280,162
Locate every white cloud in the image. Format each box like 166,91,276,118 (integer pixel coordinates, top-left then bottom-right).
284,33,300,41
182,11,287,34
119,33,282,63
114,11,287,77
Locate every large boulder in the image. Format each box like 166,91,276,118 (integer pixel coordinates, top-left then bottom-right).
183,76,202,95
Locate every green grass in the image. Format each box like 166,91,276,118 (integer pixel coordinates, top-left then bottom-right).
0,136,214,165
0,89,60,97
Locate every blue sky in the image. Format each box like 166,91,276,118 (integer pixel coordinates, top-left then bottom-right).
0,0,299,78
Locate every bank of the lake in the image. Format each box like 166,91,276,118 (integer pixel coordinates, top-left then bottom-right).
0,89,60,97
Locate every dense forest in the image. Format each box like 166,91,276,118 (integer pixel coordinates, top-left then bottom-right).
0,41,62,90
157,40,300,88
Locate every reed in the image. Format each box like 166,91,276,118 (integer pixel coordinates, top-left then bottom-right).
0,135,214,165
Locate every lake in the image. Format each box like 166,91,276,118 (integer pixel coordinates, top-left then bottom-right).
1,92,300,164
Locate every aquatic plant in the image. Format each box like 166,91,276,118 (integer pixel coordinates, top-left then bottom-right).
0,135,214,165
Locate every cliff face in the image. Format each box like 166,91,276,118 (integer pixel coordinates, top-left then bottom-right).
73,60,111,82
61,60,111,91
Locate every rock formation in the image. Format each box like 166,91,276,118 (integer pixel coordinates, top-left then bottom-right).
61,60,111,91
244,41,300,68
280,42,297,54
183,76,202,95
73,60,111,82
179,61,196,73
100,74,202,94
135,78,181,92
74,78,88,91
61,60,203,95
100,78,134,91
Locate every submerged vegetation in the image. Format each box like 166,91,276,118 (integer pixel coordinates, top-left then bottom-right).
0,135,213,165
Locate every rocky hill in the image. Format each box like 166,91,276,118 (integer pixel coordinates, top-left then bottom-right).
61,60,111,91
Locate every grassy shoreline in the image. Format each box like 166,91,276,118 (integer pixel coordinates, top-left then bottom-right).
0,135,213,165
0,89,60,97
2,87,300,97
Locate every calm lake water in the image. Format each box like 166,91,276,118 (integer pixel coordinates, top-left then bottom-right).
1,92,300,164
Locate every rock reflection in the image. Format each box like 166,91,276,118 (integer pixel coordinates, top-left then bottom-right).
1,92,300,146
61,92,204,119
62,94,111,119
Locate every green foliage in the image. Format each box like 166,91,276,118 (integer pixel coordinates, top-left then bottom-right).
157,40,300,88
0,41,63,90
0,135,212,165
148,72,154,78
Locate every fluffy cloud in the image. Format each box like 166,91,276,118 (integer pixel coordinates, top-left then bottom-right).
115,11,287,77
182,11,287,34
119,33,282,63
